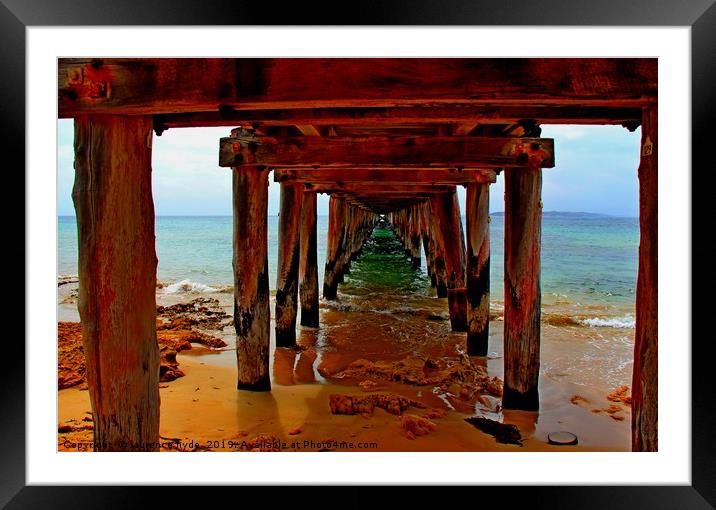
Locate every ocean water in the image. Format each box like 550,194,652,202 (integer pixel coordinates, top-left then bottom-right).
58,212,638,320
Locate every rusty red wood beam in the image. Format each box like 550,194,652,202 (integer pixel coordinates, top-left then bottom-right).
274,168,496,185
153,105,643,132
59,58,657,117
220,133,554,169
308,184,457,194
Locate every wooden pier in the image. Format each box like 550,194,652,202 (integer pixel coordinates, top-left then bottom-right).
59,58,657,451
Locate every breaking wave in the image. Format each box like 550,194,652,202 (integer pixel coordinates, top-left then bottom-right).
162,279,219,294
578,315,635,329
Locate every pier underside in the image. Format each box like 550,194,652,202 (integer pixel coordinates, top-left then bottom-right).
60,58,657,451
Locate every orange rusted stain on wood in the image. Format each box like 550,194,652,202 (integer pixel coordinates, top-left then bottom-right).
72,114,159,451
503,165,542,411
632,106,658,452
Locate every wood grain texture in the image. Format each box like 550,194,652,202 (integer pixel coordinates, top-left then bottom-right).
155,105,644,131
632,106,658,452
219,135,554,169
430,192,467,327
59,58,657,117
466,183,491,356
72,115,159,451
275,182,302,347
323,196,346,300
274,168,496,185
299,191,320,328
233,165,271,391
503,166,542,410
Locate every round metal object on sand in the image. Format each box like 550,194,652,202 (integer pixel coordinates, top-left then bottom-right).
547,431,578,445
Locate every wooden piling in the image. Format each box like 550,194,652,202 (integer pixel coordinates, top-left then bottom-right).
72,115,159,451
408,206,422,268
275,182,302,347
299,191,320,328
323,196,346,299
632,106,658,452
466,183,491,356
503,166,542,410
232,160,270,391
431,192,467,330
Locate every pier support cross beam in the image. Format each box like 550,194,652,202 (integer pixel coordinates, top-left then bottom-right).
72,114,160,451
466,182,491,356
275,182,303,347
299,191,320,328
503,164,543,411
231,142,271,391
632,106,658,452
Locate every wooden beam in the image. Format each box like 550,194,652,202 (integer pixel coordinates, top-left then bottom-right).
59,58,657,117
154,105,644,131
274,168,496,185
309,184,457,194
219,134,554,168
72,114,159,451
503,165,542,411
233,164,271,391
275,182,302,347
466,183,491,356
632,106,658,452
299,191,320,327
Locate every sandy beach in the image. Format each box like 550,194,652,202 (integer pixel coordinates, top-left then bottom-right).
58,280,633,452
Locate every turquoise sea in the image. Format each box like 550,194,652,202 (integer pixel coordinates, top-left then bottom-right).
58,212,638,322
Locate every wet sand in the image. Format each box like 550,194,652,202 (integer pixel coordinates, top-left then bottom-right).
58,282,632,452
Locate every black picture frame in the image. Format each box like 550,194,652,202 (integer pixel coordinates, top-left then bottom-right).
6,0,715,507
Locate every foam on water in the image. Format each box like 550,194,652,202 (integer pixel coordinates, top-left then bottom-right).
162,279,219,294
578,315,636,329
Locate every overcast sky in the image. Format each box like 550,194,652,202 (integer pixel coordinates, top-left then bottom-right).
58,120,640,217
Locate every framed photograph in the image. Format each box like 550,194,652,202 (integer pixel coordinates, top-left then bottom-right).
8,0,714,506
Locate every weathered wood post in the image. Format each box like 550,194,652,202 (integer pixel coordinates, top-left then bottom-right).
408,205,422,268
299,190,320,328
466,183,491,355
72,115,159,451
503,165,542,410
632,106,658,451
275,181,302,347
229,128,271,391
427,201,449,298
323,196,346,299
419,202,437,286
431,192,467,331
